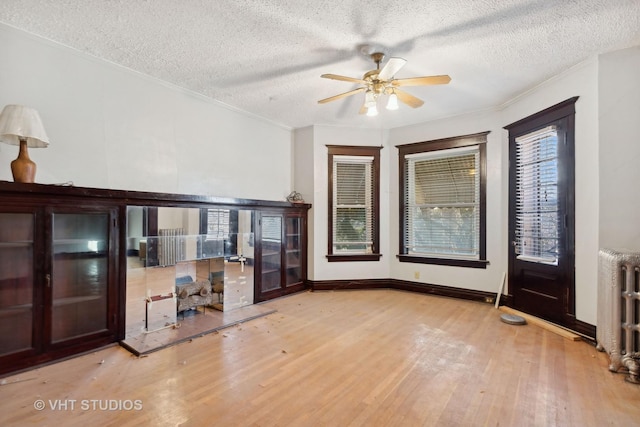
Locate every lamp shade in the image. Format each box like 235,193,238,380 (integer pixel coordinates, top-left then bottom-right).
0,105,50,148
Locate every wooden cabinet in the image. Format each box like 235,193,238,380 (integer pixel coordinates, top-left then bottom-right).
0,201,119,375
0,181,309,374
255,210,307,302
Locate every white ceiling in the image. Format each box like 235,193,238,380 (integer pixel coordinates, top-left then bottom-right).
1,1,639,130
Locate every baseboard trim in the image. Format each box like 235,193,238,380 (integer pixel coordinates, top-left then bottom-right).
310,279,391,291
309,279,596,339
573,319,597,342
310,278,496,304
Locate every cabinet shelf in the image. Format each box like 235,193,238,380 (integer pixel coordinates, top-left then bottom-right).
0,303,33,317
52,295,103,306
0,241,32,248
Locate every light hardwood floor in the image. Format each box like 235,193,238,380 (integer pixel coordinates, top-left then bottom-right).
1,289,639,426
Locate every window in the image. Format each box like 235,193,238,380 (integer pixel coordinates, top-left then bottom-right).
514,126,560,265
207,209,229,239
398,132,488,268
327,145,381,262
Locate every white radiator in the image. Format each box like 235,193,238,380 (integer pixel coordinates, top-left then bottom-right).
158,228,185,266
597,248,640,384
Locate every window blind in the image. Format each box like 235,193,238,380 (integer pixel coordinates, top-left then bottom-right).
515,125,559,264
405,146,480,258
333,156,373,253
261,215,282,242
207,209,230,239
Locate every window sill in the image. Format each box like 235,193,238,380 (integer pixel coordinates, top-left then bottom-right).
327,254,382,262
397,254,489,269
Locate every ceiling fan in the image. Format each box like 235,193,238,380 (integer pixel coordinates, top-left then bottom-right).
318,52,451,116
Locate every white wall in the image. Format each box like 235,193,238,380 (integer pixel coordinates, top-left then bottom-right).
293,126,316,277
0,24,293,201
302,125,391,281
598,46,640,251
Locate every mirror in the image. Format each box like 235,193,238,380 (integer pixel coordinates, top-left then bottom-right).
124,206,255,342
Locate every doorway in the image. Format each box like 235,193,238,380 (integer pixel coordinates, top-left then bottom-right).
505,97,578,328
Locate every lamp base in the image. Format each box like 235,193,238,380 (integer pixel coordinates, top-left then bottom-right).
11,139,36,183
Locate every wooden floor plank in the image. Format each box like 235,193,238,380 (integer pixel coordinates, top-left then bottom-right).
1,289,639,426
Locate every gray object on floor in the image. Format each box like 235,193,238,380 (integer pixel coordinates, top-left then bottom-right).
500,313,527,325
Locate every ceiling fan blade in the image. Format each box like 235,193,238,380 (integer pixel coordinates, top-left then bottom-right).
318,87,366,104
321,73,367,84
378,57,407,81
394,89,424,108
392,75,451,87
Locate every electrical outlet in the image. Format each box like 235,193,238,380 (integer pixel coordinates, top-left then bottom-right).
414,271,420,280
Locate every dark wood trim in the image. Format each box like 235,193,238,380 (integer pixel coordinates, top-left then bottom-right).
116,205,128,341
503,96,579,132
478,142,487,261
310,278,497,304
574,320,597,342
326,145,381,259
326,254,382,262
504,96,578,329
310,279,391,291
391,279,497,303
394,131,489,154
498,293,514,307
396,255,489,269
396,132,490,264
0,180,311,210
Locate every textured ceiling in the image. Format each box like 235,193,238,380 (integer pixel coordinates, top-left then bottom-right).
1,1,639,130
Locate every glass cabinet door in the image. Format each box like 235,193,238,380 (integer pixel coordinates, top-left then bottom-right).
50,212,110,343
260,215,283,293
0,212,35,357
285,215,302,286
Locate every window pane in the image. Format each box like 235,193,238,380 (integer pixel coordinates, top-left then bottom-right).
336,163,367,205
515,126,559,264
406,149,480,259
51,213,109,343
334,207,370,252
0,213,34,356
333,157,373,254
409,206,478,256
327,146,380,259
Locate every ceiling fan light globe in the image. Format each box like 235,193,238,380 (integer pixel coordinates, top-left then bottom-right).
366,105,378,117
365,90,376,107
387,93,399,110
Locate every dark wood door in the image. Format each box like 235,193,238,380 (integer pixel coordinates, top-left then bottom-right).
254,210,307,302
506,98,577,327
0,208,44,367
0,203,119,375
255,212,284,302
44,206,119,350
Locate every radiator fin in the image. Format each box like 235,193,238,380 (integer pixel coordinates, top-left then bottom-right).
598,249,640,384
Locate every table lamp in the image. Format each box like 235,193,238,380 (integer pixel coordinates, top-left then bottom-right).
0,105,50,183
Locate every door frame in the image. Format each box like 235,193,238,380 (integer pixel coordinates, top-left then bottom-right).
504,97,578,329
